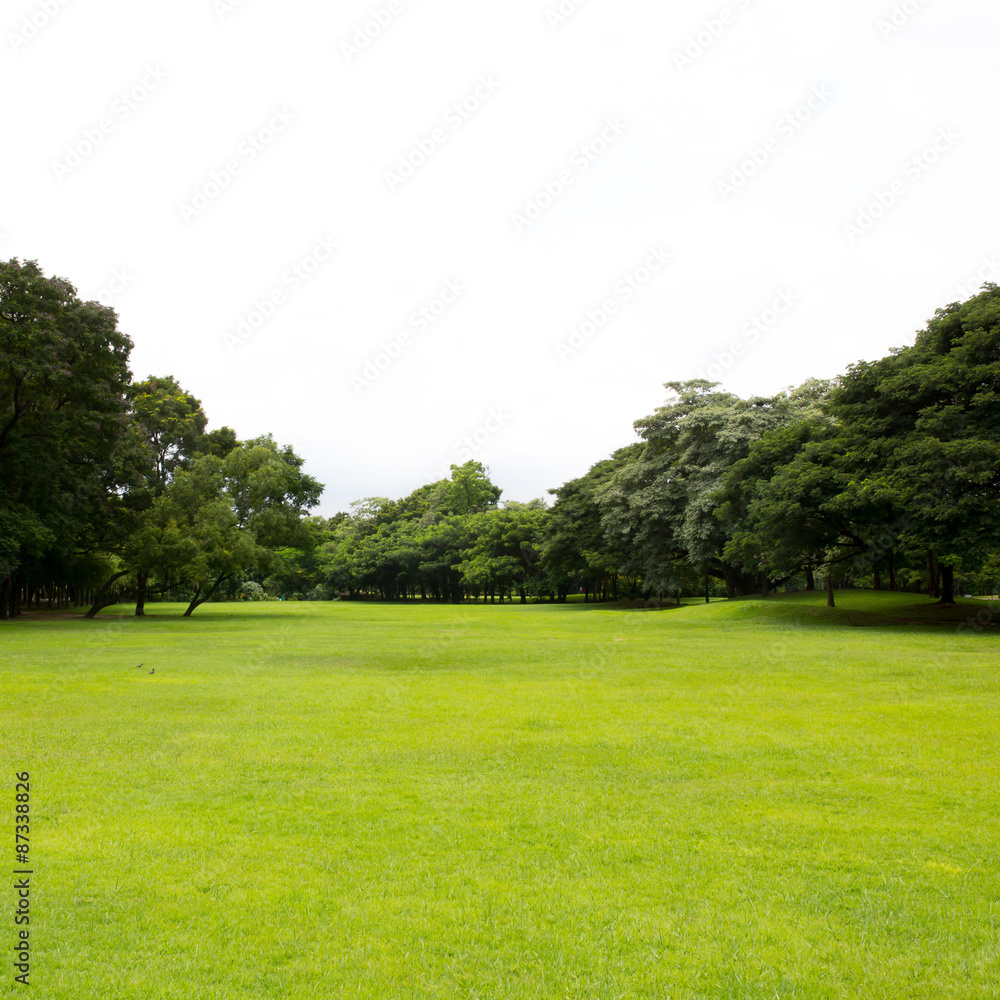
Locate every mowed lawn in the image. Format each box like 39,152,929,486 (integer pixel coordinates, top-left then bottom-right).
1,593,998,999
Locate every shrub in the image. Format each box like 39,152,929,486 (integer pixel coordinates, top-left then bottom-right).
238,581,267,602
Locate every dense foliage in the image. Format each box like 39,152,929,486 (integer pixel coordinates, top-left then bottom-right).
3,257,998,614
1,259,321,617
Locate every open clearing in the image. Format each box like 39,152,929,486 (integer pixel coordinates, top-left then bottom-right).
1,592,998,999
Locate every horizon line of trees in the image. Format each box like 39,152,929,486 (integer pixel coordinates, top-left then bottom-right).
3,257,998,617
268,281,1000,609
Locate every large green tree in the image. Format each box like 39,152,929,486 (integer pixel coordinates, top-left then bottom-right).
126,375,237,614
598,381,818,598
87,435,323,617
720,286,1000,605
178,435,323,615
830,284,1000,604
0,258,140,617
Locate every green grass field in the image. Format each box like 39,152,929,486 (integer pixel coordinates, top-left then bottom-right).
2,592,998,999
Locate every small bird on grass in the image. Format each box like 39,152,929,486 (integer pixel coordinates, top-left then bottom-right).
135,662,143,669
148,668,155,675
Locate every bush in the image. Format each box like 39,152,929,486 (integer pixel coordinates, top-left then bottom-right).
238,581,267,602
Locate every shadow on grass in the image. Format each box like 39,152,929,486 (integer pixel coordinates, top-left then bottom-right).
542,591,1000,631
747,591,997,630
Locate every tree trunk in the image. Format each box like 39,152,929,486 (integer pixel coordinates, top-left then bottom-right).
85,570,132,619
705,575,710,604
805,566,815,591
826,570,835,608
936,564,956,606
135,571,148,616
183,575,231,617
888,552,897,591
873,565,882,591
759,571,769,596
926,550,937,598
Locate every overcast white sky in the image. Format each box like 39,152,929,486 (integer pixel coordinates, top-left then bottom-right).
4,0,998,512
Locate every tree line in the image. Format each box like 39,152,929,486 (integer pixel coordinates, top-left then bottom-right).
3,257,998,616
277,282,1000,608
